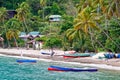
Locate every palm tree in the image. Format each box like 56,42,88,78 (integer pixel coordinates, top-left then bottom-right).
76,0,93,13
74,7,100,34
65,28,86,52
40,0,47,21
92,0,105,14
16,2,30,33
0,7,8,24
5,18,21,48
74,6,100,51
6,29,20,48
98,0,120,49
105,0,120,18
0,7,10,48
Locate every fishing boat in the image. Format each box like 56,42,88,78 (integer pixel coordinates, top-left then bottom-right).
48,66,98,72
63,53,90,58
41,52,51,55
16,59,37,63
115,54,120,58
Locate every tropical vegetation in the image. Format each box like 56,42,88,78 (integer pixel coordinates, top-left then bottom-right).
0,0,120,53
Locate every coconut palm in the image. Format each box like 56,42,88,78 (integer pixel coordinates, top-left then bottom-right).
97,0,120,49
92,0,105,14
5,18,21,48
0,7,11,48
74,7,100,34
105,0,120,18
16,2,30,33
40,0,47,21
0,7,8,24
91,0,120,50
6,29,20,47
76,0,93,13
74,6,100,50
65,28,86,52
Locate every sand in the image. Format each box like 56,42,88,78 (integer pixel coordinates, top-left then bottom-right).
0,48,120,71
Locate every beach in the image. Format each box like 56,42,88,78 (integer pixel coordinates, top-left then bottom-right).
0,48,120,71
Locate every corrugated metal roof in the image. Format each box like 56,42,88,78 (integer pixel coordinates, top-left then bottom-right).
49,15,61,18
28,31,40,35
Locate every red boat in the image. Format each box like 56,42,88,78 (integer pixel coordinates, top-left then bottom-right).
48,66,98,72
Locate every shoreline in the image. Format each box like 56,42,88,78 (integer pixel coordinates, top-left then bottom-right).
0,48,120,71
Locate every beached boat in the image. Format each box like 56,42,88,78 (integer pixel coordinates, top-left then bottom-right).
104,53,115,59
63,53,90,58
115,54,120,58
48,66,98,72
16,59,37,63
41,52,51,55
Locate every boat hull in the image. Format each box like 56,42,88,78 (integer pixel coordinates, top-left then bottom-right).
16,59,37,63
63,53,90,58
41,52,51,55
48,66,98,72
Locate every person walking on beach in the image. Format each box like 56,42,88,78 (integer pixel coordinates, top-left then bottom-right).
51,51,55,57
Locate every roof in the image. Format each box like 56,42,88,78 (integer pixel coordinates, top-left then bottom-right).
28,31,40,38
19,31,41,39
19,32,26,36
19,32,27,38
28,31,40,35
49,15,61,18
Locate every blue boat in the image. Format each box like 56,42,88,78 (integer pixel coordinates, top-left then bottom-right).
16,59,37,63
49,66,98,72
41,52,51,55
115,54,120,58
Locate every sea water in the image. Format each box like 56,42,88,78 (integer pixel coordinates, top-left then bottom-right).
0,56,120,80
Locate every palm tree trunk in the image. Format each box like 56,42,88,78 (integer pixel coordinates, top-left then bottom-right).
3,20,10,48
103,30,120,49
23,17,29,33
42,7,45,21
13,36,19,49
103,15,120,50
89,28,96,51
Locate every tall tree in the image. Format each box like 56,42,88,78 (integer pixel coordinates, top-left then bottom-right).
65,28,86,52
74,6,100,51
0,7,8,26
5,18,21,48
16,2,30,33
0,7,10,48
74,7,100,34
76,0,93,13
99,0,120,50
106,0,120,18
40,0,47,21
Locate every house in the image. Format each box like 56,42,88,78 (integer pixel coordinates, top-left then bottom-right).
19,32,27,41
7,10,17,19
49,15,61,22
19,31,43,50
27,31,40,38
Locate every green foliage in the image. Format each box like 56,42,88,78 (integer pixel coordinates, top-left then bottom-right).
1,0,120,52
17,38,25,47
0,0,25,9
44,37,62,49
5,18,21,30
60,15,74,33
35,36,47,42
105,18,120,52
26,0,40,15
50,2,62,15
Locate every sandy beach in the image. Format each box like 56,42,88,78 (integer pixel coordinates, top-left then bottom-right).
0,48,120,71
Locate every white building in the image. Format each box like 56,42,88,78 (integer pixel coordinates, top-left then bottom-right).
49,15,61,22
